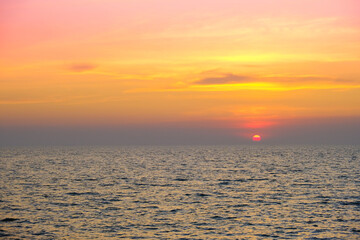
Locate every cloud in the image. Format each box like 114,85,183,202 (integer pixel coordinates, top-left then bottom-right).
194,73,356,86
194,74,252,85
266,76,360,88
68,63,97,72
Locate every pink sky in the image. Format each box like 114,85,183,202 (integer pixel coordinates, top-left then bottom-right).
1,0,359,144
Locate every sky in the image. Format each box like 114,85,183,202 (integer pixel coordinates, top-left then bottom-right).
1,0,360,145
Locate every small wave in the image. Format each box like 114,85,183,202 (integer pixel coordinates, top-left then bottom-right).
211,215,236,220
174,178,189,181
195,193,211,197
50,202,79,207
0,230,12,237
1,217,18,222
339,201,360,206
218,181,230,185
66,192,100,196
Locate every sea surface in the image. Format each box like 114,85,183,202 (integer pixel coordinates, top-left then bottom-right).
0,145,359,239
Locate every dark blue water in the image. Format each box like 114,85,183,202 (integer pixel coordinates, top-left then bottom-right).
1,145,359,239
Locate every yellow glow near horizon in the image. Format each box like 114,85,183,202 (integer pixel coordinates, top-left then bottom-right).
0,0,360,138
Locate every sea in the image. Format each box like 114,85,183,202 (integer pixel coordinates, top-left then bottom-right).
0,145,359,239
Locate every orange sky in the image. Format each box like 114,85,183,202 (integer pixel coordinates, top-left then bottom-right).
1,0,360,144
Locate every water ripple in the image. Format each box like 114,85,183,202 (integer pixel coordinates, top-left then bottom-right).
0,145,359,239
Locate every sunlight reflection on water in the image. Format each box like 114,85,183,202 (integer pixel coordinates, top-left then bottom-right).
1,145,359,239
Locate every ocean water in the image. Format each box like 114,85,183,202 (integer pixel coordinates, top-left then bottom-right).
0,145,359,239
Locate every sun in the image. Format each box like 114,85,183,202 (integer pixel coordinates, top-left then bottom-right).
252,134,261,141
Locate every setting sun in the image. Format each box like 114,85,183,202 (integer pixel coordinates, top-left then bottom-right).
252,135,261,142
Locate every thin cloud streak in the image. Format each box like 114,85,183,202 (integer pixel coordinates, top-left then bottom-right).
194,73,358,86
67,63,97,72
126,73,360,93
194,74,252,85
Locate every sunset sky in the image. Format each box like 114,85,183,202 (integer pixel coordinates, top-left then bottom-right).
1,0,360,145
